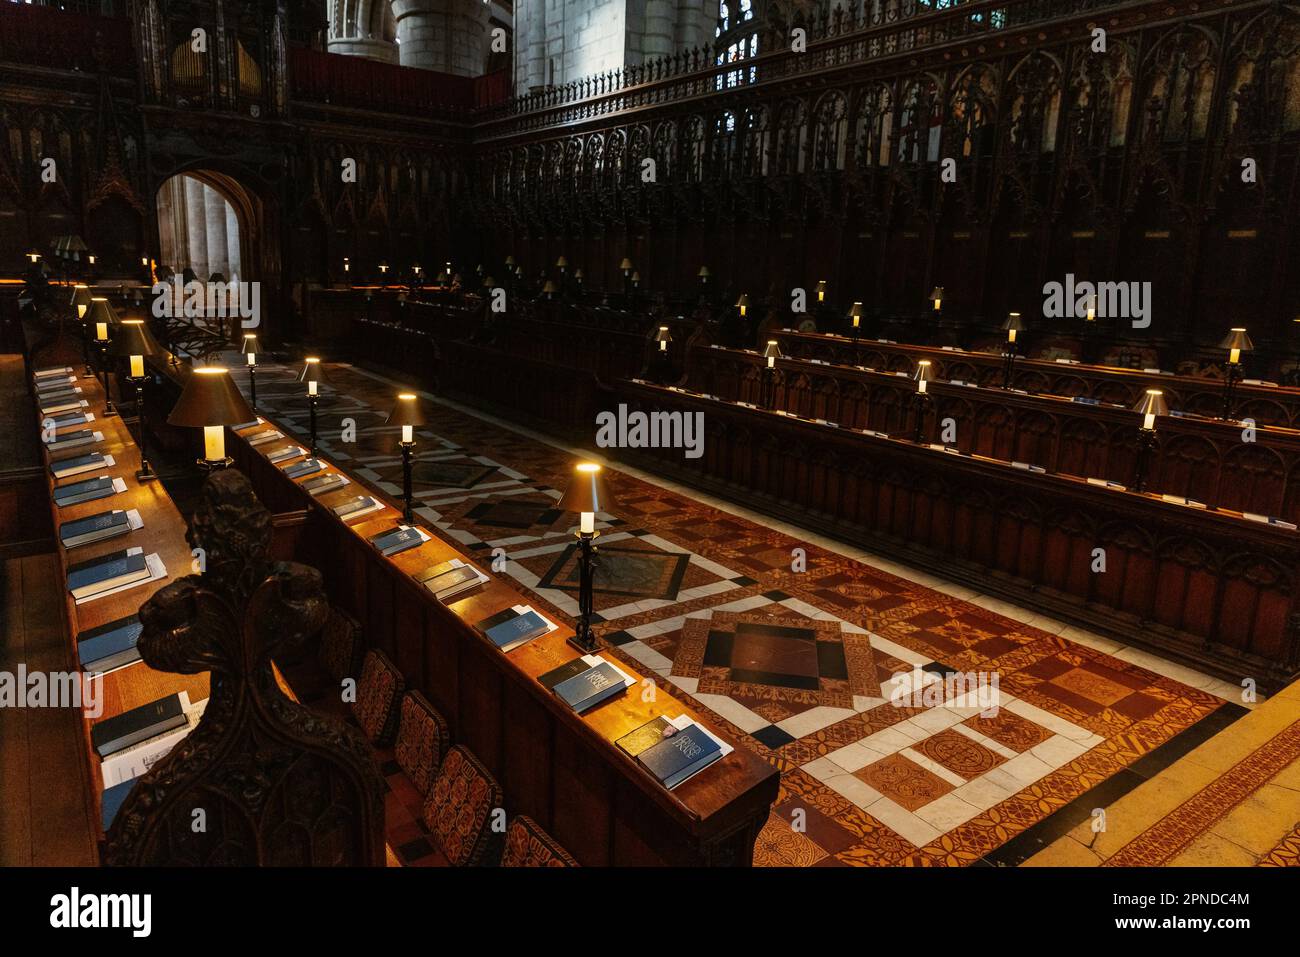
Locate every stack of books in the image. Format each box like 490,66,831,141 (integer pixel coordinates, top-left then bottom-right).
34,365,74,381
304,472,349,496
77,615,144,674
53,475,125,508
51,452,113,479
46,428,103,452
98,693,208,831
619,714,733,790
333,494,383,520
477,604,553,652
539,654,634,713
59,508,141,549
66,547,164,604
91,693,188,758
44,409,93,429
368,524,428,556
267,445,307,464
282,458,324,479
418,559,489,603
40,395,88,417
247,429,283,447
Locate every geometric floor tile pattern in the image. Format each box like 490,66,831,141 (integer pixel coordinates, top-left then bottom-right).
235,354,1238,866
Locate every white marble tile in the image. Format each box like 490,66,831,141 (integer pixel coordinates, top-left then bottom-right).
864,797,943,848
617,640,673,675
949,721,1020,761
913,792,982,831
897,747,967,787
692,692,769,734
950,774,1018,812
987,750,1055,788
825,742,878,774
1029,733,1093,768
667,674,698,695
820,771,886,813
775,705,857,739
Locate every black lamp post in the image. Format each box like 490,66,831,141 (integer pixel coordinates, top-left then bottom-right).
848,301,863,341
71,284,94,378
620,257,633,297
1001,312,1024,389
168,365,255,473
557,462,620,654
913,359,933,443
87,297,119,417
1132,388,1168,494
241,333,260,409
929,286,944,315
654,325,672,385
763,339,782,409
298,356,327,458
385,392,427,523
111,319,163,481
1219,327,1252,420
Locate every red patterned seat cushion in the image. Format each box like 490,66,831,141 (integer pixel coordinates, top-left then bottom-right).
422,746,503,866
501,815,578,867
319,608,362,683
394,691,449,797
351,648,404,745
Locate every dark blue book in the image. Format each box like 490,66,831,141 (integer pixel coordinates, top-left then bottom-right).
47,410,89,428
51,452,106,478
67,548,148,600
53,476,115,507
552,661,626,713
368,525,424,556
60,509,130,548
91,693,186,757
535,657,592,692
483,610,548,652
636,723,723,790
77,615,143,673
47,429,96,450
101,779,136,831
283,458,324,479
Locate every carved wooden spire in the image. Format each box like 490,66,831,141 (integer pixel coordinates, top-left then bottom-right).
105,469,384,866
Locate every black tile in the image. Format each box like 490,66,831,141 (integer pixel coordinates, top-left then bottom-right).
602,629,634,646
732,575,759,587
752,725,797,749
817,642,849,681
922,661,960,678
702,630,734,667
588,611,605,623
762,589,791,601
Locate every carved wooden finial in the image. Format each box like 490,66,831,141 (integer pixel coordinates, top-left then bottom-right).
104,470,384,866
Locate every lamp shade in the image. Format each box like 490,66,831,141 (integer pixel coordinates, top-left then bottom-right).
655,326,672,344
929,286,944,307
298,356,327,386
1219,328,1253,353
86,297,121,328
631,271,641,283
914,359,933,385
241,333,260,356
71,284,93,312
1002,312,1025,332
817,280,827,297
763,340,782,361
736,293,750,310
1133,389,1168,418
558,462,618,516
542,280,558,295
110,319,162,358
556,255,568,268
385,392,427,427
847,301,863,319
698,266,711,279
620,257,633,271
168,366,254,428
505,254,516,267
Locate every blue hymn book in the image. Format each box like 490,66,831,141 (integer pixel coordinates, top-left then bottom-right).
552,661,626,713
636,723,723,790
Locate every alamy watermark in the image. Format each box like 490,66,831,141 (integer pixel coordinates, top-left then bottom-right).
888,667,1001,717
595,404,704,459
1042,273,1151,328
0,667,102,717
152,277,260,328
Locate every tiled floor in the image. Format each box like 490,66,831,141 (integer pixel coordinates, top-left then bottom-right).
1028,679,1300,867
231,353,1256,866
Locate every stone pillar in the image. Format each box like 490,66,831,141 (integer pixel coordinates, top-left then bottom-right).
392,0,489,77
184,176,209,278
203,184,231,278
225,204,241,280
326,36,399,63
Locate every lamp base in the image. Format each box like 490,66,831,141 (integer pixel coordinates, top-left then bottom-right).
102,403,118,418
136,463,158,482
566,632,598,655
197,456,233,473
